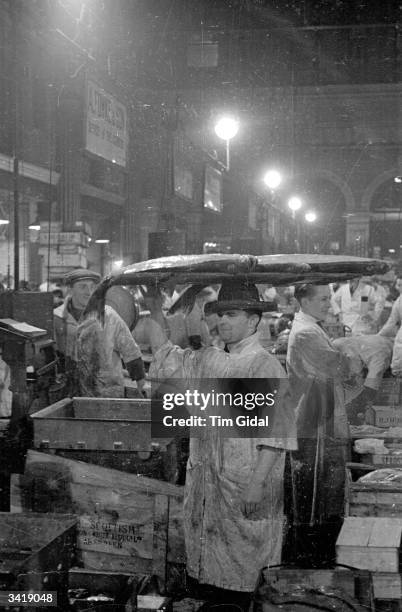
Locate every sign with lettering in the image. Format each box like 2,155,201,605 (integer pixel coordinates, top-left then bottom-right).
78,516,151,556
85,81,128,167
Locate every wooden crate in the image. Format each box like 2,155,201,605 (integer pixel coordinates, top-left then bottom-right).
366,406,402,428
258,567,373,610
68,568,139,611
345,466,402,517
36,439,182,484
11,450,185,592
336,517,402,572
260,567,354,596
0,512,76,593
31,397,152,452
360,453,402,467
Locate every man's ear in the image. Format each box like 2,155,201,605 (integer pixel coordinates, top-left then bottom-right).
248,313,260,330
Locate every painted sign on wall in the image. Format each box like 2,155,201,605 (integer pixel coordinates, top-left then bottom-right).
86,81,128,167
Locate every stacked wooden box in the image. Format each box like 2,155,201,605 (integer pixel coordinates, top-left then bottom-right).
11,450,185,593
30,396,179,482
344,465,402,603
20,396,186,598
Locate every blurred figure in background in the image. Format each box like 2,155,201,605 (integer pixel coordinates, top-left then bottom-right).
333,335,393,422
331,277,381,335
277,286,299,315
77,285,145,397
260,284,280,311
378,275,402,340
54,269,101,388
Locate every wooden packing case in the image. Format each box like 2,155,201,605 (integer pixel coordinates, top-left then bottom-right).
11,450,185,592
345,464,402,518
31,397,152,452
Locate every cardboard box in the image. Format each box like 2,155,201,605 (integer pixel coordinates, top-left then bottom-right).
336,517,402,572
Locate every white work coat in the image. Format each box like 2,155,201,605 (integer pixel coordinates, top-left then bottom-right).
54,297,80,361
379,295,402,339
287,311,350,440
150,333,296,592
331,282,379,334
77,305,142,397
333,335,392,392
378,296,402,373
287,311,350,521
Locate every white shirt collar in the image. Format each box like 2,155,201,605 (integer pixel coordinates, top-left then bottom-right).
294,310,321,325
226,332,259,354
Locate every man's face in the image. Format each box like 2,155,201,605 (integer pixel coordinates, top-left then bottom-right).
70,280,98,310
396,278,402,295
301,285,331,321
217,309,258,344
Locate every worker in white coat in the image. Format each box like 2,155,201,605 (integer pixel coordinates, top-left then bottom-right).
77,305,144,397
331,277,380,335
54,269,101,393
377,276,402,375
378,275,402,340
139,281,296,603
333,335,393,422
286,283,351,565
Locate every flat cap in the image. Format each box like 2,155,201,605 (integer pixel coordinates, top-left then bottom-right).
64,268,101,286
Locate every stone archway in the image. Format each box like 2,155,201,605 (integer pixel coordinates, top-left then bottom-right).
290,169,352,253
365,169,402,258
362,168,401,211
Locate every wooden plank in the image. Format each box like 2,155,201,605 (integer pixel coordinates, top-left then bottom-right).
349,503,402,518
337,518,402,573
337,546,398,573
79,550,152,575
152,494,169,591
30,397,72,419
372,573,402,600
369,518,402,548
22,450,183,497
336,517,373,547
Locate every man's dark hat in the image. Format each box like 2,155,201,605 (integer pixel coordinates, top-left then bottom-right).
205,281,271,314
64,268,101,286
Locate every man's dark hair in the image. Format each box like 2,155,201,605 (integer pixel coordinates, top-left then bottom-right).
294,284,318,304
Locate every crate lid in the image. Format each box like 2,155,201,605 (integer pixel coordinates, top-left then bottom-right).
337,517,402,549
